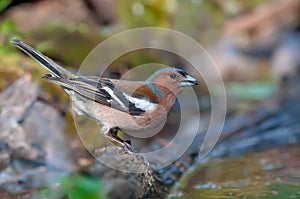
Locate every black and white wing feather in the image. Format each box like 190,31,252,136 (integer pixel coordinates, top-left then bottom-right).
42,75,156,116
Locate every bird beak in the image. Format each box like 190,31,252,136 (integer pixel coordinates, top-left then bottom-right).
180,75,200,87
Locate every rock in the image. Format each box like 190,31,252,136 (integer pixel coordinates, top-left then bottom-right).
2,0,116,30
0,141,11,172
90,146,166,199
0,77,41,160
22,101,73,171
271,33,300,80
0,77,74,192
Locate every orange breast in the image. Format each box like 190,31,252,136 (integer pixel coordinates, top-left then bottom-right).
134,85,159,102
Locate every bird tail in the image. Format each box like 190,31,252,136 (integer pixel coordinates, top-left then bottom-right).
11,38,76,79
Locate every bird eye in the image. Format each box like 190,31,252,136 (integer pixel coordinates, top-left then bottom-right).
170,73,177,79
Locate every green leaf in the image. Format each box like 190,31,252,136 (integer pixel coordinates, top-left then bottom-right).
42,174,107,199
71,175,103,193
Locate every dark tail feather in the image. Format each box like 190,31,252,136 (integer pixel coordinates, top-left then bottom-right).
12,38,75,78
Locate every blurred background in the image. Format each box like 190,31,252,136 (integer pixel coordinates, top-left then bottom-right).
1,0,300,198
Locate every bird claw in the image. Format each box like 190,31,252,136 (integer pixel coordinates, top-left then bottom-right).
122,141,138,153
100,128,137,153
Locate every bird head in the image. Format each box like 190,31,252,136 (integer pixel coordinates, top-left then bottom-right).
145,67,199,98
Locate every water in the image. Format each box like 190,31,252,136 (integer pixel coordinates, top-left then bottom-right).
169,145,300,199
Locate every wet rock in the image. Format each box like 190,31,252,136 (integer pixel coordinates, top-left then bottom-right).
208,104,300,158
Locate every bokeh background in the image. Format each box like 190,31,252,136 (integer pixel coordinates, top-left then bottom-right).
1,0,300,198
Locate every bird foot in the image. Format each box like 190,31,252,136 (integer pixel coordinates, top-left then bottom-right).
122,141,138,153
100,131,137,153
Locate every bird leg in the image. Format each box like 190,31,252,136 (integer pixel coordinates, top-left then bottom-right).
109,127,125,142
100,127,137,152
109,128,132,145
110,128,136,152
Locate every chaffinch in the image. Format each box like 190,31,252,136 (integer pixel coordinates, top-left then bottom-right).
12,39,199,152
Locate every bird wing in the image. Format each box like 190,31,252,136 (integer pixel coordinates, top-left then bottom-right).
42,75,157,116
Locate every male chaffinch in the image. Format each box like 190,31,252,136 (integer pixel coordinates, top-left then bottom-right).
12,39,199,152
